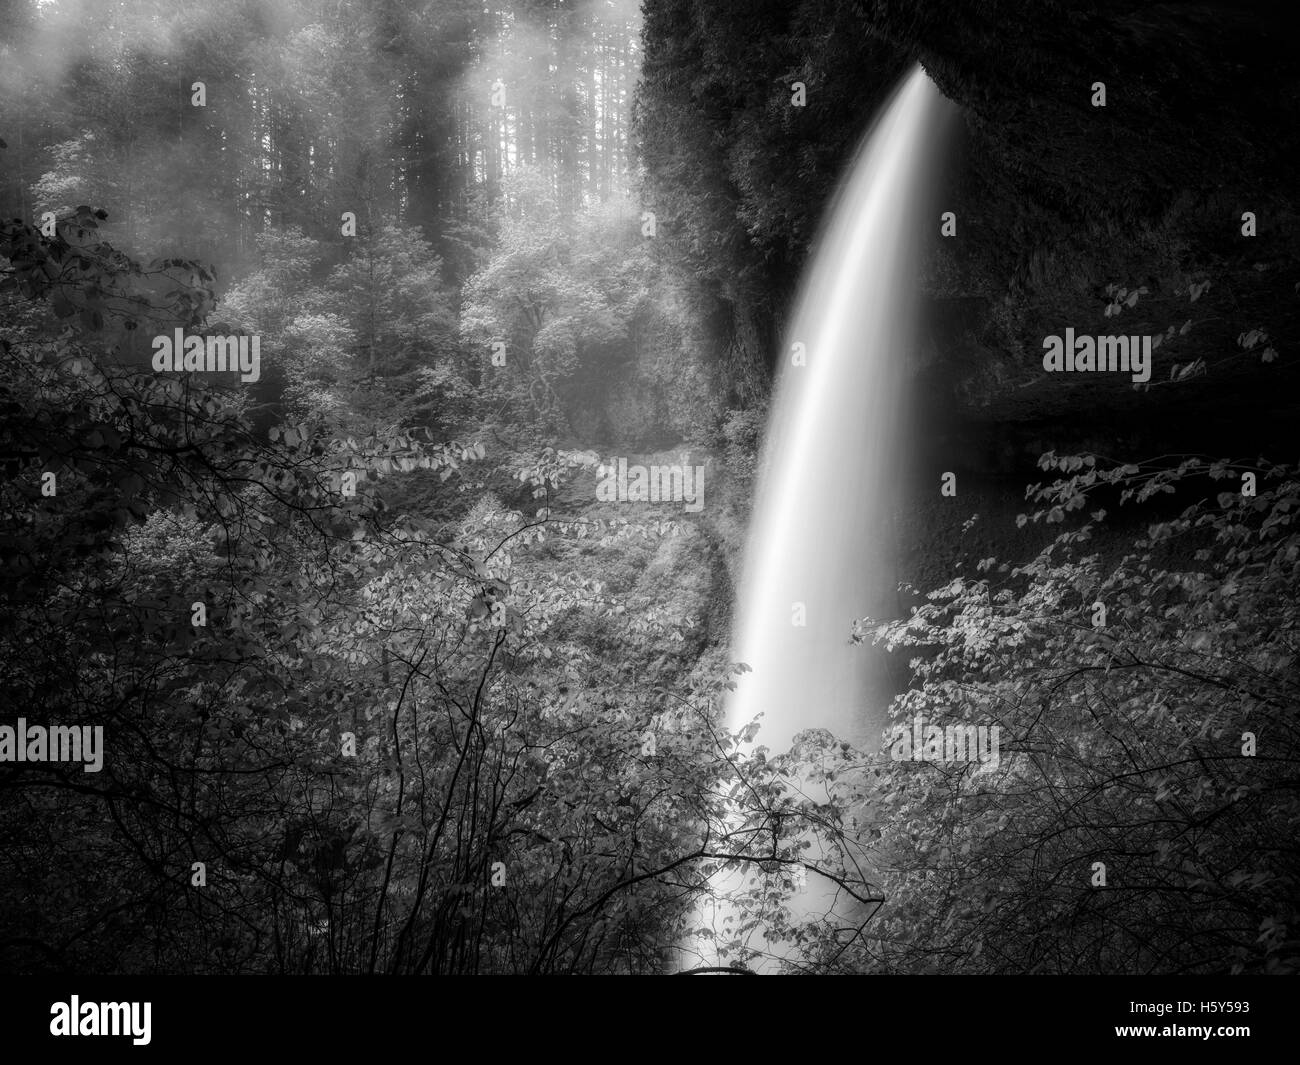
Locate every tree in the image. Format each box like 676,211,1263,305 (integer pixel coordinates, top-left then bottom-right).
2,210,860,974
844,455,1300,974
460,168,664,435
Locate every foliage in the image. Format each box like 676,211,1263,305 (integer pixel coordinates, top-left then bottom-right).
843,455,1300,974
0,212,852,974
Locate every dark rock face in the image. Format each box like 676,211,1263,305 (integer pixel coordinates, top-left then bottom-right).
868,0,1298,215
639,0,1300,471
873,0,1300,471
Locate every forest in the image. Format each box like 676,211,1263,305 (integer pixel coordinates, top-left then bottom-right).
1,0,1297,977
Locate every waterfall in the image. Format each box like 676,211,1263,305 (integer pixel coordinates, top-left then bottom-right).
682,65,954,973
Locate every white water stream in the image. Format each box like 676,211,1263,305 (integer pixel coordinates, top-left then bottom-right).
680,65,954,973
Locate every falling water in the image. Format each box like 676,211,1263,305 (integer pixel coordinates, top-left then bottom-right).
682,65,954,972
